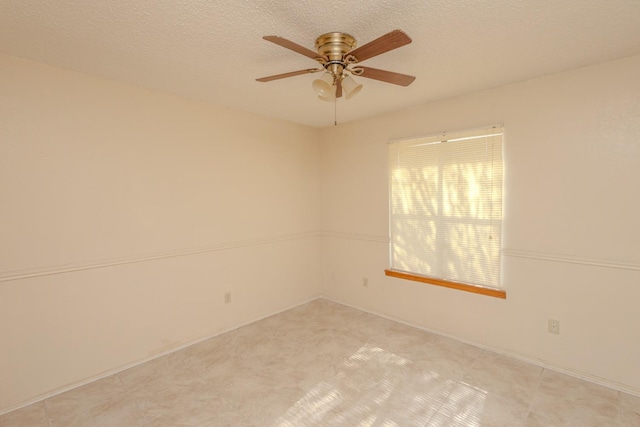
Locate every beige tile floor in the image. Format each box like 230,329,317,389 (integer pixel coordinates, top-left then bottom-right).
1,299,639,426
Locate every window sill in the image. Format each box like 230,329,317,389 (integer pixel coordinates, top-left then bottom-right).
384,269,507,299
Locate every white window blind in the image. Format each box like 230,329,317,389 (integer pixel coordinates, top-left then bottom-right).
388,126,504,289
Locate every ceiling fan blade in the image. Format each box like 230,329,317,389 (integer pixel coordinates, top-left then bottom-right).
347,29,412,63
256,68,320,82
336,78,343,98
263,36,325,61
355,66,416,86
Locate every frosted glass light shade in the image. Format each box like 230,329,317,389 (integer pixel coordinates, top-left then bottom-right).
342,75,362,99
318,94,336,102
312,73,335,97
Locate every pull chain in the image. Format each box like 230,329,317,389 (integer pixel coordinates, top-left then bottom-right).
334,95,337,126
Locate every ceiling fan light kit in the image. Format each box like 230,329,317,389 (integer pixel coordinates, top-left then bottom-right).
257,29,416,102
312,72,336,98
341,75,363,99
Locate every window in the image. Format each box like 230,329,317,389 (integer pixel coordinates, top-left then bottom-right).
386,126,505,298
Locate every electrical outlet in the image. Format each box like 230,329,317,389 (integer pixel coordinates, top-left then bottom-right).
224,292,232,304
548,319,560,334
362,277,368,287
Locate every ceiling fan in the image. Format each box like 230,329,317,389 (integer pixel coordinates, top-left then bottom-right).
256,29,416,101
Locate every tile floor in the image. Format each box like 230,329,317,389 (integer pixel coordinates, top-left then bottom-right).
1,299,639,426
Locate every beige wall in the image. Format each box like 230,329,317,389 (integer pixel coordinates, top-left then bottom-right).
2,51,640,413
0,54,322,411
320,54,640,393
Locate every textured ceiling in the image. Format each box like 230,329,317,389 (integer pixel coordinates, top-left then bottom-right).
2,0,640,127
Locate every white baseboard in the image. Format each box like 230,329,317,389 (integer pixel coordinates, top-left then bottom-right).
322,296,640,398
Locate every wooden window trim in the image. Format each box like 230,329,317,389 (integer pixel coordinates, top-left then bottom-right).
384,269,506,299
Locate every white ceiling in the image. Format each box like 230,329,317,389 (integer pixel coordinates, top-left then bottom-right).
2,1,640,128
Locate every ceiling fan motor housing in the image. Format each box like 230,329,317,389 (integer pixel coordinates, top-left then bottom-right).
315,32,357,76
